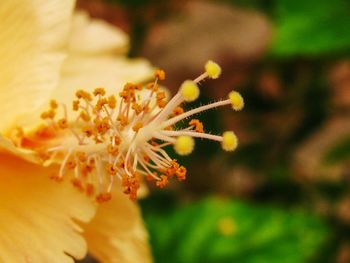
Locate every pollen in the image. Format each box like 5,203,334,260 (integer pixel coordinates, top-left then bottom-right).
205,60,221,79
180,80,200,102
222,131,238,151
174,135,195,156
21,61,243,202
229,91,244,111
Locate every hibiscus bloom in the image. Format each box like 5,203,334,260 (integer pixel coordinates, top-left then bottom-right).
0,0,243,262
0,0,152,262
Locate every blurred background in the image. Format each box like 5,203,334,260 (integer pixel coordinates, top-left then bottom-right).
77,0,350,262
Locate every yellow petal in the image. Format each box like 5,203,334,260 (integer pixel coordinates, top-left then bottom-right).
0,153,96,262
69,11,129,55
53,55,154,106
0,0,74,132
83,187,152,263
0,135,39,164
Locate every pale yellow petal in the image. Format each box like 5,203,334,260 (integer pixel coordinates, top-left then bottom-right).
83,188,152,263
69,11,129,55
0,153,96,263
0,0,74,132
53,55,154,105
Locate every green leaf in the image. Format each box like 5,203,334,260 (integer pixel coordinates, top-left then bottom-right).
271,0,350,56
142,198,329,263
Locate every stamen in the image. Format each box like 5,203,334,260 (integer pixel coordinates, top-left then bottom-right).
21,60,243,202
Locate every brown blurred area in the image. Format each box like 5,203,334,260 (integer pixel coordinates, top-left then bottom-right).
76,0,350,262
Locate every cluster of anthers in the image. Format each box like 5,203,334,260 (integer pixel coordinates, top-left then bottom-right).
17,60,244,203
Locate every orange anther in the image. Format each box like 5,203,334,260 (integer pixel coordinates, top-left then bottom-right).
189,119,204,133
146,82,159,91
107,144,118,155
66,159,77,169
86,183,94,196
155,69,166,80
123,82,135,91
96,193,112,203
82,126,94,137
72,100,80,111
76,90,92,101
57,118,68,129
156,175,168,188
71,178,84,192
95,98,108,111
77,152,87,162
132,103,143,114
80,111,91,122
157,99,167,108
113,136,121,145
176,166,187,181
50,174,63,182
156,91,166,100
40,109,55,120
106,163,117,175
93,87,106,96
117,115,129,126
108,95,116,109
50,100,58,109
132,121,143,132
173,106,184,115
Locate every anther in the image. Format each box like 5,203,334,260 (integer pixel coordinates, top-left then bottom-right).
180,80,200,102
205,60,222,79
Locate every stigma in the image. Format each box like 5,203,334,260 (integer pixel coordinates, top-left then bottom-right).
18,60,244,202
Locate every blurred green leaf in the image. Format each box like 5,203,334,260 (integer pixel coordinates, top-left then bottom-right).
271,0,350,56
142,198,329,263
323,135,350,165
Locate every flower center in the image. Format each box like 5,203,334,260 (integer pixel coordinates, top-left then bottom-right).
15,61,244,203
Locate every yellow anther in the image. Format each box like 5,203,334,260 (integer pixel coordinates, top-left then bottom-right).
205,60,221,79
180,80,200,102
155,69,166,80
93,87,106,96
228,91,244,111
174,135,195,156
221,131,238,151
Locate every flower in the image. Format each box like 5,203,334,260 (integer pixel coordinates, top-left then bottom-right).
0,0,153,262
